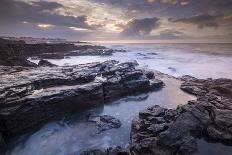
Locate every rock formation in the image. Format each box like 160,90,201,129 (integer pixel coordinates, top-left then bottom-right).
130,76,232,154
0,60,163,139
0,38,123,66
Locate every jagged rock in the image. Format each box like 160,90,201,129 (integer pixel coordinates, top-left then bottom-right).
0,60,163,138
130,77,232,155
88,115,121,133
38,59,57,67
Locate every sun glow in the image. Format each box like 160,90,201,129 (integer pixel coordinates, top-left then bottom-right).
37,24,53,28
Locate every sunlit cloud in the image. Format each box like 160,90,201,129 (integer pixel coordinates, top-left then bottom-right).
0,0,231,42
69,27,92,32
37,24,54,28
147,0,156,3
22,21,29,24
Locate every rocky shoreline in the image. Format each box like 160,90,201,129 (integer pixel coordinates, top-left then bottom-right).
130,76,232,155
1,39,232,154
1,62,232,154
0,38,125,67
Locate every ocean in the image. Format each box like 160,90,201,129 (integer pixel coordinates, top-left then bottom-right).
9,43,232,155
30,43,232,79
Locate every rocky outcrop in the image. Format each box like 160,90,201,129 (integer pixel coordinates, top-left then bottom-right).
0,57,37,67
130,76,232,155
0,38,124,66
0,60,163,138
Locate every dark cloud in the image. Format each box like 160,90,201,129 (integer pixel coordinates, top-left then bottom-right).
120,17,160,37
0,0,231,41
171,14,221,29
158,30,184,39
0,0,95,29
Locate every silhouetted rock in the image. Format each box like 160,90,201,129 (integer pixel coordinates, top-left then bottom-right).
0,57,37,67
0,38,123,66
130,77,232,154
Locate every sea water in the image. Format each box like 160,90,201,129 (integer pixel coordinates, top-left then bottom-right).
9,43,232,155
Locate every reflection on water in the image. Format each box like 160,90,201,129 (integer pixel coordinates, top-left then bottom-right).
8,78,195,155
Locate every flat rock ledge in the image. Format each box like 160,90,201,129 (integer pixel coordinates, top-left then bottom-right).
130,76,232,155
0,60,163,139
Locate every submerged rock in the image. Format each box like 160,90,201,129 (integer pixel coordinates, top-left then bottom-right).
0,60,163,138
130,77,232,154
38,59,57,67
88,115,121,133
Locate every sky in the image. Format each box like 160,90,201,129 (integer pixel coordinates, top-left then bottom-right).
0,0,232,42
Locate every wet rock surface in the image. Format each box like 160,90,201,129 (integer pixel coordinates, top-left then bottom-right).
0,60,163,138
130,76,232,155
88,115,122,133
38,59,57,67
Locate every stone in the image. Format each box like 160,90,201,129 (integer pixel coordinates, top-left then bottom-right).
38,59,57,67
88,115,121,133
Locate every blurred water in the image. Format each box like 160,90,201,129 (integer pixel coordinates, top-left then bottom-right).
30,43,232,79
11,43,232,155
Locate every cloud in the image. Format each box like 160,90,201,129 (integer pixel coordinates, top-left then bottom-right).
0,0,96,29
119,17,160,37
171,14,221,29
179,0,190,6
161,0,178,5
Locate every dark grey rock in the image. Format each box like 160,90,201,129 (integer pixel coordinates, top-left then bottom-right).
88,115,121,133
130,77,232,155
38,59,57,67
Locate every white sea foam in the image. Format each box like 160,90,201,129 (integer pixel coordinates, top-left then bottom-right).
30,43,232,79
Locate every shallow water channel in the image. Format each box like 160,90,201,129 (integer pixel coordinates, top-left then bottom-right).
8,77,196,155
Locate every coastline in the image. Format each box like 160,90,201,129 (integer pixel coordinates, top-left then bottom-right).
0,39,232,155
